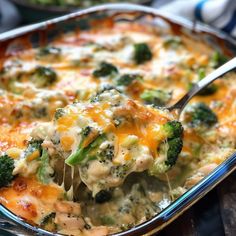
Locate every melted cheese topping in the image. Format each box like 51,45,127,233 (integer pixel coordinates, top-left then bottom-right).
0,177,63,222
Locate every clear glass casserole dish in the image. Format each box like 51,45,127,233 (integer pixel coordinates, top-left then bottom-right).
0,3,235,236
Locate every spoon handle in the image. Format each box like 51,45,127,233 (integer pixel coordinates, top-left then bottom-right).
169,57,236,113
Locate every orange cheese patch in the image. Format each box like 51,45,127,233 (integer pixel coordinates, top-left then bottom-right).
0,177,63,223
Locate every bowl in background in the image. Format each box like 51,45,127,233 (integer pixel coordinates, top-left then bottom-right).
9,0,154,22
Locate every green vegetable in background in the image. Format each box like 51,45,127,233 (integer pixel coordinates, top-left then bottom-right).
189,68,218,96
31,66,57,88
210,51,228,68
163,36,182,49
116,74,142,86
133,43,152,64
93,62,118,78
37,46,61,58
185,102,218,129
140,89,172,106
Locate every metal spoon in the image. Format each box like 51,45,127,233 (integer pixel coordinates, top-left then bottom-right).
168,57,236,115
54,57,236,197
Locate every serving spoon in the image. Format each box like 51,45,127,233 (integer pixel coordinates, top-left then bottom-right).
167,57,236,116
56,57,236,192
55,57,236,196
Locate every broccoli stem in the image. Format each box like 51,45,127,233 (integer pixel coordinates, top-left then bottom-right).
37,149,53,184
65,134,105,166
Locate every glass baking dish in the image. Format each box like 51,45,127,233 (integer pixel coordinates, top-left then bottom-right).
0,3,235,236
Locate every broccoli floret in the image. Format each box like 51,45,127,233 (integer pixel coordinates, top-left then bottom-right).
140,89,172,106
65,127,106,166
162,120,184,139
37,46,61,58
210,51,228,68
161,121,183,167
40,212,56,231
37,149,54,184
95,189,112,204
97,144,114,163
197,84,218,96
198,84,218,96
116,74,142,86
185,102,218,128
93,62,118,78
189,68,218,96
133,43,152,64
165,137,183,167
0,155,15,188
149,121,183,175
31,66,57,88
163,36,182,49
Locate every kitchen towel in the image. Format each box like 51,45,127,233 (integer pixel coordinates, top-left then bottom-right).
153,0,236,38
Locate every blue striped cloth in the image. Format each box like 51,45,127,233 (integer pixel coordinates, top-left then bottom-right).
153,0,236,38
